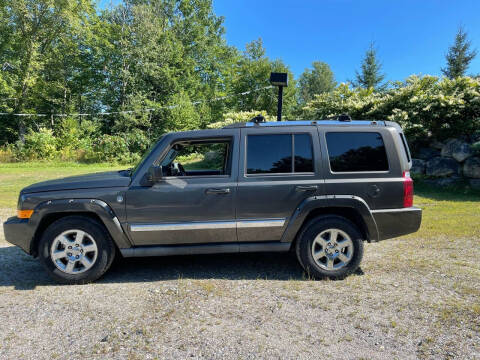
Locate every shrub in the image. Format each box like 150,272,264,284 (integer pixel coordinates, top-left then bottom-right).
82,134,139,164
0,144,17,162
207,110,274,129
471,141,480,155
302,76,480,142
17,128,59,160
124,129,152,154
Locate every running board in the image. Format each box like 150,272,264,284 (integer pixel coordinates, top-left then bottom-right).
119,242,291,258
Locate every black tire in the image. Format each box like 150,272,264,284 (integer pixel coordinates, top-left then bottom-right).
38,215,115,284
296,215,364,280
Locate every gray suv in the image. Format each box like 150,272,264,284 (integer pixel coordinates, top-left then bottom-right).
3,120,422,284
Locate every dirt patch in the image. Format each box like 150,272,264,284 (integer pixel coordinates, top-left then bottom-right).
0,235,479,359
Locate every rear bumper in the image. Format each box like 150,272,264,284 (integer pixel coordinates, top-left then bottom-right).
372,207,422,241
3,216,34,254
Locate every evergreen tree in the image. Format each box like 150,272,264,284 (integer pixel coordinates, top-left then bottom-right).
442,26,477,79
298,61,336,103
354,42,385,90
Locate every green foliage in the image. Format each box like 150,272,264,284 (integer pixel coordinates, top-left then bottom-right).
17,128,59,160
54,118,99,156
298,61,336,103
354,42,385,90
302,76,480,142
1,0,97,142
1,117,141,164
471,142,480,155
229,39,297,119
1,0,301,151
442,27,477,79
90,135,127,161
207,110,274,129
1,1,478,165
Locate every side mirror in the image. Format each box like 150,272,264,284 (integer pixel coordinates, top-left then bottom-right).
144,165,164,185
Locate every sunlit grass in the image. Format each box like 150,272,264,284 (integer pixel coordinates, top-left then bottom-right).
408,182,480,239
0,161,126,208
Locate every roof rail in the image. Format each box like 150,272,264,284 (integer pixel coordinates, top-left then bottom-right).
222,119,386,129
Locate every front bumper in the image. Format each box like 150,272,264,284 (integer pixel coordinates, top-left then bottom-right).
3,216,34,254
372,207,422,241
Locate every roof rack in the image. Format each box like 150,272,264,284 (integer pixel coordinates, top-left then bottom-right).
223,120,385,129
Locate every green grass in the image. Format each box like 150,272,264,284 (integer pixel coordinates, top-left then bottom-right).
0,161,479,240
0,161,126,208
410,182,480,239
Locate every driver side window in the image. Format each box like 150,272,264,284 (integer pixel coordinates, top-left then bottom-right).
161,139,231,177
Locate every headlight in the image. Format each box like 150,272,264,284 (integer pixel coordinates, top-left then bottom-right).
17,194,33,218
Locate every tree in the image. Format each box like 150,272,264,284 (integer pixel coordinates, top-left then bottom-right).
354,42,385,90
229,38,296,119
442,26,477,79
1,0,97,143
298,61,336,103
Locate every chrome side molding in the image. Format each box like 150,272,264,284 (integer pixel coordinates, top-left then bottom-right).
130,218,285,232
236,219,285,228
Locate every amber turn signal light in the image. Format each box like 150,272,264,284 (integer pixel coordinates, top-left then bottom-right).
17,209,34,219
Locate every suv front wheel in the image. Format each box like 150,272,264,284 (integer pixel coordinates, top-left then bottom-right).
38,216,115,284
296,215,364,279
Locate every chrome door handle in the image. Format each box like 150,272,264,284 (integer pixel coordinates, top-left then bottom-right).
295,185,318,191
205,188,231,194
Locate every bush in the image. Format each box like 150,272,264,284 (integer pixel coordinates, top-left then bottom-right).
0,144,17,162
79,134,140,164
471,141,480,155
302,76,480,142
0,118,142,164
17,128,59,160
207,110,274,129
55,118,106,161
124,129,152,155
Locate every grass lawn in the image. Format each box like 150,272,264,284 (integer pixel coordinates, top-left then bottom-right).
0,162,127,209
0,161,479,358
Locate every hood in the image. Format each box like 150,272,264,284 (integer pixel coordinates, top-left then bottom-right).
21,170,131,194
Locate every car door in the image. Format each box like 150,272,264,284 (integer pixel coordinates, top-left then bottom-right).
236,126,324,242
125,130,239,246
319,127,402,210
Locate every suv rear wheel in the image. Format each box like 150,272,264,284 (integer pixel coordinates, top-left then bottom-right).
296,215,364,279
38,216,115,284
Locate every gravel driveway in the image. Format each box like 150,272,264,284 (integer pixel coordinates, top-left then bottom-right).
0,220,479,360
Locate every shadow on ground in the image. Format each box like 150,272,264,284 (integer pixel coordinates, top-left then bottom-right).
0,245,334,290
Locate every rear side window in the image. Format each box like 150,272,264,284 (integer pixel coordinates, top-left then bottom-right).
399,133,411,162
326,132,388,172
247,134,314,174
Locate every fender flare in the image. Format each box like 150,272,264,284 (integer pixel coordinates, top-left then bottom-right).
30,198,132,253
280,195,379,243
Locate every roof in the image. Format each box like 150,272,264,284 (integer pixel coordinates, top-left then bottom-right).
223,120,387,129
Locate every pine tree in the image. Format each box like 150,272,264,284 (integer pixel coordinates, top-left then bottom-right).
442,27,477,79
354,42,385,90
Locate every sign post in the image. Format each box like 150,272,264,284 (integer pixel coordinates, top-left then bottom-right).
269,72,288,121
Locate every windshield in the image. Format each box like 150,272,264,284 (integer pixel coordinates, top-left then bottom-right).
160,148,179,167
130,138,162,176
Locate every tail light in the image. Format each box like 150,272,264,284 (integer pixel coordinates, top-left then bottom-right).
403,171,414,207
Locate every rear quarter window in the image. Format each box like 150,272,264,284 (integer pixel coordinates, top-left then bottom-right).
399,133,411,162
326,132,389,172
